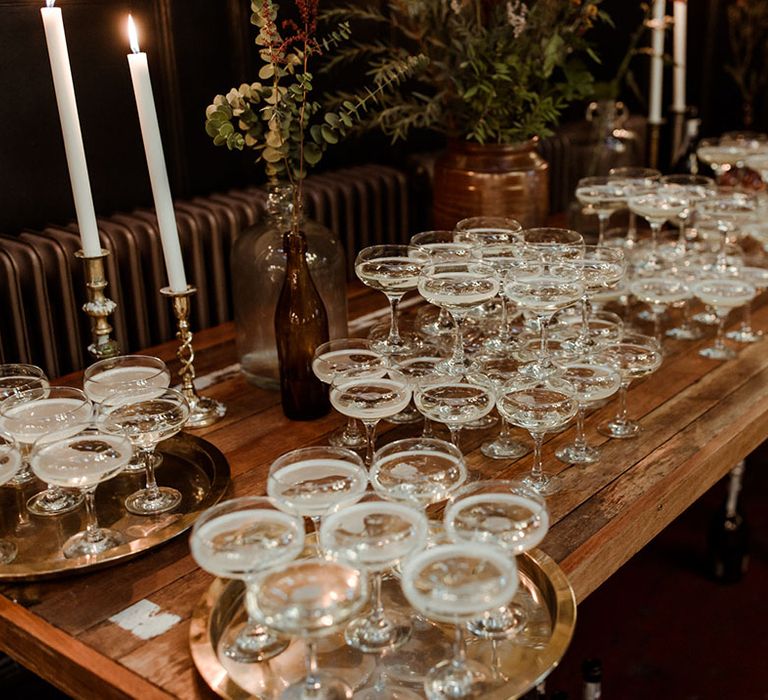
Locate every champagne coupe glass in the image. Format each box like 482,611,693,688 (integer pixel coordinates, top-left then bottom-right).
608,166,661,248
596,334,663,439
497,378,577,495
629,275,691,345
249,558,369,700
568,245,626,350
659,174,717,255
549,361,621,464
575,176,626,245
320,496,428,653
454,216,523,245
696,137,745,182
413,375,495,450
417,261,500,375
0,434,22,563
401,543,518,699
521,227,584,262
549,309,624,352
330,372,412,465
410,231,475,339
467,356,529,460
313,339,388,447
0,386,91,516
0,364,49,485
190,496,305,663
30,424,132,558
370,437,467,513
725,266,768,343
690,278,757,360
444,480,548,639
392,355,443,435
696,193,757,275
102,388,190,515
627,188,687,270
83,355,170,473
504,262,585,379
744,152,768,210
355,245,429,356
471,242,526,355
267,445,368,546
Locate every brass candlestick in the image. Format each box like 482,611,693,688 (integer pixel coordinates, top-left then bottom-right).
160,285,227,428
75,249,121,361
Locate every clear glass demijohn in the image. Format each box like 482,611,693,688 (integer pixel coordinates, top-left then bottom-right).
232,182,348,388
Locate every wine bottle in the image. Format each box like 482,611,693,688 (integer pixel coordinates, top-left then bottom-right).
274,230,330,420
581,658,602,700
671,117,702,174
707,462,749,584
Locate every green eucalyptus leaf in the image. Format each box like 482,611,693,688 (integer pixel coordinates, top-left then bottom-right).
258,63,275,80
320,125,339,144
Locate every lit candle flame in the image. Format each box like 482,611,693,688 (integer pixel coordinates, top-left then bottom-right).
127,14,140,54
46,0,56,7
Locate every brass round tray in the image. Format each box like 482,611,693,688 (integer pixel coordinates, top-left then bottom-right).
0,433,230,580
190,548,576,699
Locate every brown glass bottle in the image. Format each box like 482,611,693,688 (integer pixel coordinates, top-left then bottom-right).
274,230,330,420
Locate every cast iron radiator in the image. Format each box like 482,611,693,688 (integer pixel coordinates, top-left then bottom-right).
0,164,411,379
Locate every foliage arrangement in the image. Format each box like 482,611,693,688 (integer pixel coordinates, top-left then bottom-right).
204,0,424,225
726,0,768,127
324,0,609,145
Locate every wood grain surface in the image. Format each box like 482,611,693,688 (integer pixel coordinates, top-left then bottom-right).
1,282,766,699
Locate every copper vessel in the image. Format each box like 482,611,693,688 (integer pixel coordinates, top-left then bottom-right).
433,139,549,229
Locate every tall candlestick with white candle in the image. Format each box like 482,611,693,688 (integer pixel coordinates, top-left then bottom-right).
672,0,687,112
126,15,187,293
40,0,101,258
648,0,666,125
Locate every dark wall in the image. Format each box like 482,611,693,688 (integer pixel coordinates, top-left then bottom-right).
1,0,764,235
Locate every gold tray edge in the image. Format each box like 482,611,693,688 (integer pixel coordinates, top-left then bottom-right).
0,433,231,581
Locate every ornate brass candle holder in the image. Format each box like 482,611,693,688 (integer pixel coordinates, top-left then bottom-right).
75,249,120,361
160,285,227,428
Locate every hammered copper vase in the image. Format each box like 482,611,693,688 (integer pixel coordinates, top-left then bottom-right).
433,139,549,229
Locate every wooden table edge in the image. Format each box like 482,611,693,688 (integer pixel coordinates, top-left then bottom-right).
0,596,173,700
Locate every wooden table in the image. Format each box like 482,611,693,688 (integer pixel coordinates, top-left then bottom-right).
2,284,768,699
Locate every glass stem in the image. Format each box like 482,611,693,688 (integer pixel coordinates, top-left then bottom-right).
714,314,727,351
83,488,101,543
716,224,729,273
652,309,662,344
580,295,591,345
677,216,687,252
742,302,753,332
448,426,461,450
615,382,630,425
452,624,468,670
369,572,384,624
362,420,378,466
597,213,608,246
387,295,404,347
342,416,361,441
650,223,660,264
14,485,31,529
304,641,321,695
530,432,544,484
574,405,587,450
498,419,512,446
310,516,322,556
681,299,693,331
422,417,434,438
627,211,637,245
498,295,510,342
450,313,466,368
141,447,160,497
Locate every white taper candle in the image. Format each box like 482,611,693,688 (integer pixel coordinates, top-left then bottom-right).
649,0,666,125
672,0,687,113
126,15,187,293
40,0,102,258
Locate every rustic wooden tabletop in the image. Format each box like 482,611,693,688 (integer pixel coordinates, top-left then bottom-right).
2,283,767,699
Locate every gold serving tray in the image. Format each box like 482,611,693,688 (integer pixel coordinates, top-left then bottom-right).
0,433,230,580
190,548,576,700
